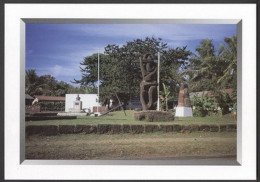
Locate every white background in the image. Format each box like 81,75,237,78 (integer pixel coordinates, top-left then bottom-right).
5,4,256,180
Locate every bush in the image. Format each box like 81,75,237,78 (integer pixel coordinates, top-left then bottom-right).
38,101,65,111
191,95,218,117
215,92,235,115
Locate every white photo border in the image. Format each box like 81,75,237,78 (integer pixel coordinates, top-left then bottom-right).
5,3,256,180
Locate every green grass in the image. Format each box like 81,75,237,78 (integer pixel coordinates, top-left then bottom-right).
26,110,236,126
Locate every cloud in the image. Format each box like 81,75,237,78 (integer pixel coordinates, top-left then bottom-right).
26,23,236,85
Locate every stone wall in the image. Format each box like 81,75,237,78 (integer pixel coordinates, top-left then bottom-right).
26,123,237,136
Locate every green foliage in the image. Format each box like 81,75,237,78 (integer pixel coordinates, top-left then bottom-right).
75,37,191,106
159,83,173,111
182,36,237,92
217,36,237,90
191,95,218,117
25,69,93,97
37,101,65,111
214,91,234,115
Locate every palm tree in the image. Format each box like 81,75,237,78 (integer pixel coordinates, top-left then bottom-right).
216,36,237,86
180,39,218,92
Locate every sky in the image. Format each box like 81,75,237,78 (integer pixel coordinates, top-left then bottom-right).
26,24,237,86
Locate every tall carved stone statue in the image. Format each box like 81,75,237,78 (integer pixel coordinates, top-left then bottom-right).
177,84,191,107
175,84,193,117
139,53,158,110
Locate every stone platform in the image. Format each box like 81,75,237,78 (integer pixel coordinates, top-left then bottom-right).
134,110,174,122
57,112,88,116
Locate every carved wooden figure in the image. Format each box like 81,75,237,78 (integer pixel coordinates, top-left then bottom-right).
139,53,158,110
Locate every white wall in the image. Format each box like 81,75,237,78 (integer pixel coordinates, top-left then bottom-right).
65,94,100,112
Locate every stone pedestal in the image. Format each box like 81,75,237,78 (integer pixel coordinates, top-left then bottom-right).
175,84,193,117
175,106,193,117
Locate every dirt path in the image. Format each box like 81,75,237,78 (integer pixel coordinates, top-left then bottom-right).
26,137,235,146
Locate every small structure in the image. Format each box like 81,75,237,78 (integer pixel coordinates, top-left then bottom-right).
175,84,193,117
65,94,100,113
25,94,34,105
32,95,65,105
32,95,65,111
68,94,84,113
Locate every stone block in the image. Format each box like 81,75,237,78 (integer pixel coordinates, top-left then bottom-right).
97,124,111,134
111,125,122,134
122,125,131,133
160,125,173,132
210,125,219,132
74,125,87,133
219,125,227,132
181,125,191,133
131,125,144,134
145,125,159,133
85,125,97,134
227,124,237,132
59,125,75,134
26,125,43,135
172,125,182,132
200,125,210,132
42,125,58,136
190,124,200,132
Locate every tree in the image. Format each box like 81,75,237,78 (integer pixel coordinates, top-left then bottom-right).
75,37,191,107
217,36,237,90
160,46,191,99
181,39,221,92
25,69,45,96
26,69,88,97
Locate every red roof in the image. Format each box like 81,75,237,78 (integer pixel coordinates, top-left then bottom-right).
34,95,65,102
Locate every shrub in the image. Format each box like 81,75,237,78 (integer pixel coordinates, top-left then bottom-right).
191,95,218,117
215,92,234,115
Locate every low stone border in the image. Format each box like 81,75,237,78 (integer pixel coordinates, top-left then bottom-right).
26,124,237,136
25,116,77,121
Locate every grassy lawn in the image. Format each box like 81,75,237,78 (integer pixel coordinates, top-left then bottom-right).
26,131,236,160
26,110,236,126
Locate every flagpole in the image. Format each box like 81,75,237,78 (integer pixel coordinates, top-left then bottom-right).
157,52,160,111
97,51,100,114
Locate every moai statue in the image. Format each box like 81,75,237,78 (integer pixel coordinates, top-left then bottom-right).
175,84,193,117
139,53,158,110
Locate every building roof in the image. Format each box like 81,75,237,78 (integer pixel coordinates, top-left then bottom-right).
189,89,234,98
25,94,34,100
34,95,65,102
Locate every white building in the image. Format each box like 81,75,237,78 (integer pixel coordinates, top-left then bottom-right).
65,94,101,113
